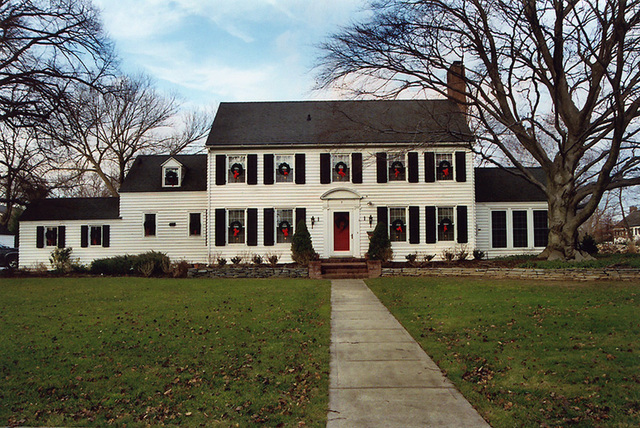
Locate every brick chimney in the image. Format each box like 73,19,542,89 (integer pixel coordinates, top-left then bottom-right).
447,61,467,114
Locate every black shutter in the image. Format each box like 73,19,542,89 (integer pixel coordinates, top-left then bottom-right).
36,226,45,248
264,154,274,185
352,153,363,183
247,154,258,185
457,206,468,243
57,226,66,248
376,152,387,183
408,152,419,183
320,153,331,184
426,206,437,243
425,152,435,182
81,225,89,247
409,206,420,244
455,151,466,182
215,155,226,185
295,154,306,184
247,208,258,246
215,208,226,246
264,208,274,246
102,225,110,248
295,207,306,228
377,206,388,228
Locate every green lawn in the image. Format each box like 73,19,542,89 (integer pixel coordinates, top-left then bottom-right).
367,277,640,427
0,278,331,427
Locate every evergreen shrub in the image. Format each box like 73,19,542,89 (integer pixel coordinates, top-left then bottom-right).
366,223,392,262
291,220,316,265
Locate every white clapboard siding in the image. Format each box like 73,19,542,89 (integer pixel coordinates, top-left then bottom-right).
19,220,121,269
117,192,209,263
476,201,549,258
208,147,476,262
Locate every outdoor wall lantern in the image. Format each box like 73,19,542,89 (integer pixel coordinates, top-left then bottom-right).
311,216,316,228
369,215,373,227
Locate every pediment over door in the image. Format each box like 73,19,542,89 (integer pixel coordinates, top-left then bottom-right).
320,188,362,200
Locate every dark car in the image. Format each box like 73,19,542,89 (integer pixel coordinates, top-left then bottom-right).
0,244,18,268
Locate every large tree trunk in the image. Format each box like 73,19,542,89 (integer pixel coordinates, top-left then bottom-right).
538,178,593,261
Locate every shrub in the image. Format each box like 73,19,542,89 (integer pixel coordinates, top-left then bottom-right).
473,249,485,260
133,251,170,276
441,248,455,262
171,260,190,278
49,247,73,273
580,234,599,256
251,254,263,265
366,223,393,262
405,252,418,266
91,255,133,275
423,254,435,263
456,245,469,261
231,256,242,265
291,220,316,266
217,257,227,267
265,253,279,267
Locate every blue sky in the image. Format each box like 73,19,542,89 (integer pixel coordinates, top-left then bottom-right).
93,0,370,109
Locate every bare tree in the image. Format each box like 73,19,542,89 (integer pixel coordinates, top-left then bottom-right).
42,75,212,196
317,0,640,260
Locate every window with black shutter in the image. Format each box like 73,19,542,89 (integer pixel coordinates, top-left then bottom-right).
455,151,466,182
491,211,507,248
264,154,274,185
295,154,306,184
90,226,102,246
215,154,226,185
533,210,548,247
425,206,436,243
352,153,363,183
436,153,454,181
320,153,331,184
389,208,407,242
376,152,387,183
332,154,350,182
408,152,419,183
247,154,258,185
424,152,435,182
388,153,406,181
228,209,245,244
409,206,420,244
247,208,258,246
457,206,468,243
264,208,275,246
81,225,89,247
513,210,528,247
102,225,110,248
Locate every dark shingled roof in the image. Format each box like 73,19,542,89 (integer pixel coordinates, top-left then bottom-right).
615,210,640,228
119,154,207,193
475,168,547,202
206,99,473,147
20,197,120,221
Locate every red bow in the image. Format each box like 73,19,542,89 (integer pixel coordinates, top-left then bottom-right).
443,168,449,177
233,227,239,237
443,225,448,232
338,168,345,177
394,168,399,178
283,228,288,237
283,170,288,176
396,225,403,232
233,170,240,179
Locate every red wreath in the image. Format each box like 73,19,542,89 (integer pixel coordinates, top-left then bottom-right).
230,163,244,180
279,221,291,237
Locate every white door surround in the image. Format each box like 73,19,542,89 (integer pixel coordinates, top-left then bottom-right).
321,188,362,257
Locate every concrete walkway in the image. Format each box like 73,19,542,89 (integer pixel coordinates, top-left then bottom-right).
327,279,490,427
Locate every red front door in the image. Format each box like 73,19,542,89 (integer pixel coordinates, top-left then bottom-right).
334,212,350,251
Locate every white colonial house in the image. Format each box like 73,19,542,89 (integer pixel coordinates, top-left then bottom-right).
18,97,550,269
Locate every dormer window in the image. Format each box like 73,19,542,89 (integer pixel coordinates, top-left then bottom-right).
162,158,183,188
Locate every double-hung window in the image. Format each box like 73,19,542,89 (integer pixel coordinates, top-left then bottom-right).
276,209,294,243
90,226,102,246
533,210,548,247
228,209,245,244
189,213,202,236
389,207,407,242
388,153,406,181
45,226,59,247
491,211,507,248
144,214,156,237
513,211,528,247
332,154,350,182
436,153,454,181
438,207,455,241
228,155,246,183
275,154,294,183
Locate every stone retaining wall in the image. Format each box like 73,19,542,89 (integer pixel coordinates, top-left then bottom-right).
188,266,308,279
381,267,640,281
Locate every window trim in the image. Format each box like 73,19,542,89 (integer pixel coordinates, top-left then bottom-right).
387,152,407,182
189,212,203,237
162,165,182,188
512,210,528,248
227,209,246,244
389,207,407,242
143,213,157,237
491,210,508,248
227,154,247,184
89,225,103,246
331,153,351,183
435,153,454,181
437,206,455,242
45,226,59,247
274,154,295,183
276,208,295,244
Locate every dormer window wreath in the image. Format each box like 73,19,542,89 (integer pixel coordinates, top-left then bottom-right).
438,160,452,180
230,163,244,180
390,160,405,179
392,219,405,233
278,162,291,177
230,221,243,237
164,168,179,186
278,220,291,238
335,161,348,178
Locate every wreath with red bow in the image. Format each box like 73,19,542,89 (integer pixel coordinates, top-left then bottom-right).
278,221,291,237
439,218,453,233
438,160,452,178
230,221,243,237
334,161,348,178
230,163,244,180
390,161,405,178
391,219,405,233
277,162,291,176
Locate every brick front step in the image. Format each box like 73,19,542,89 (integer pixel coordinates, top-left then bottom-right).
309,260,382,279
